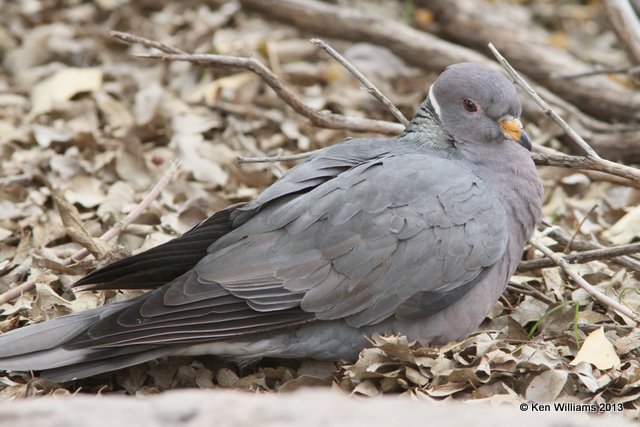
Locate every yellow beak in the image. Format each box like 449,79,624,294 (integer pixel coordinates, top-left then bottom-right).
499,118,532,151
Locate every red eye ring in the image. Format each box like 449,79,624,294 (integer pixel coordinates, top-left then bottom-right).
462,98,478,113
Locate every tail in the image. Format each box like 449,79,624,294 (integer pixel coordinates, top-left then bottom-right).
0,205,247,381
0,301,172,382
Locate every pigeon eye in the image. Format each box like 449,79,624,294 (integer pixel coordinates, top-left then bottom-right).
462,99,478,113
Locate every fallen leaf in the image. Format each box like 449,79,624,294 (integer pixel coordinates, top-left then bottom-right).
51,186,110,258
570,327,621,370
30,68,102,117
525,369,568,402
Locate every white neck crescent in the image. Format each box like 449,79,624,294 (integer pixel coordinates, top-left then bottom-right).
428,85,442,119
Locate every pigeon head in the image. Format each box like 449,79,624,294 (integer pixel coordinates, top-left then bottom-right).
429,62,531,151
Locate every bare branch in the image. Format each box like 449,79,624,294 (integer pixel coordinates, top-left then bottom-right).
0,161,180,305
71,160,182,262
529,238,639,323
110,31,640,185
552,65,640,80
518,241,640,272
237,149,320,164
109,30,186,55
539,222,640,274
0,279,36,306
310,38,409,126
507,282,555,305
139,51,402,135
564,204,598,253
111,31,403,136
228,116,284,178
488,43,602,160
531,146,640,182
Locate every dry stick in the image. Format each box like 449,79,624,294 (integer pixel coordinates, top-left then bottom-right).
530,147,640,182
518,241,640,272
530,238,640,322
564,204,598,253
111,32,402,135
110,30,186,54
540,223,640,273
603,0,640,65
228,116,284,177
552,65,640,80
507,282,555,305
0,161,181,306
488,43,602,160
72,160,181,262
237,149,322,164
310,38,409,126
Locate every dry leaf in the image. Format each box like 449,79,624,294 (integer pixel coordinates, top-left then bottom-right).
570,327,621,370
51,186,110,258
30,68,102,117
63,175,106,208
525,369,568,402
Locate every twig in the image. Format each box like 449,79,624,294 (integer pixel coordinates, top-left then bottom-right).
310,38,409,126
237,149,321,164
507,282,555,305
518,241,640,272
488,43,602,160
109,30,185,55
531,145,640,182
71,160,182,262
541,223,640,273
0,162,180,305
0,279,36,307
137,51,403,134
110,32,403,135
552,65,640,80
228,116,284,177
578,323,634,335
530,238,639,322
603,0,640,65
565,204,598,253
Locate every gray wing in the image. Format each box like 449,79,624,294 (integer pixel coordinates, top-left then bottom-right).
198,152,508,328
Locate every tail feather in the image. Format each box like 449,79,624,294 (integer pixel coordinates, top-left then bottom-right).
39,347,174,382
0,307,110,359
0,301,172,381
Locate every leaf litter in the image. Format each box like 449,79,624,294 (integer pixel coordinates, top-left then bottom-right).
0,0,638,419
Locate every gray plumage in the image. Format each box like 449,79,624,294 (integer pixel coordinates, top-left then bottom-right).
0,63,543,381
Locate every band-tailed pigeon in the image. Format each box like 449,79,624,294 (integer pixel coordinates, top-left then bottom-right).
0,63,543,381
